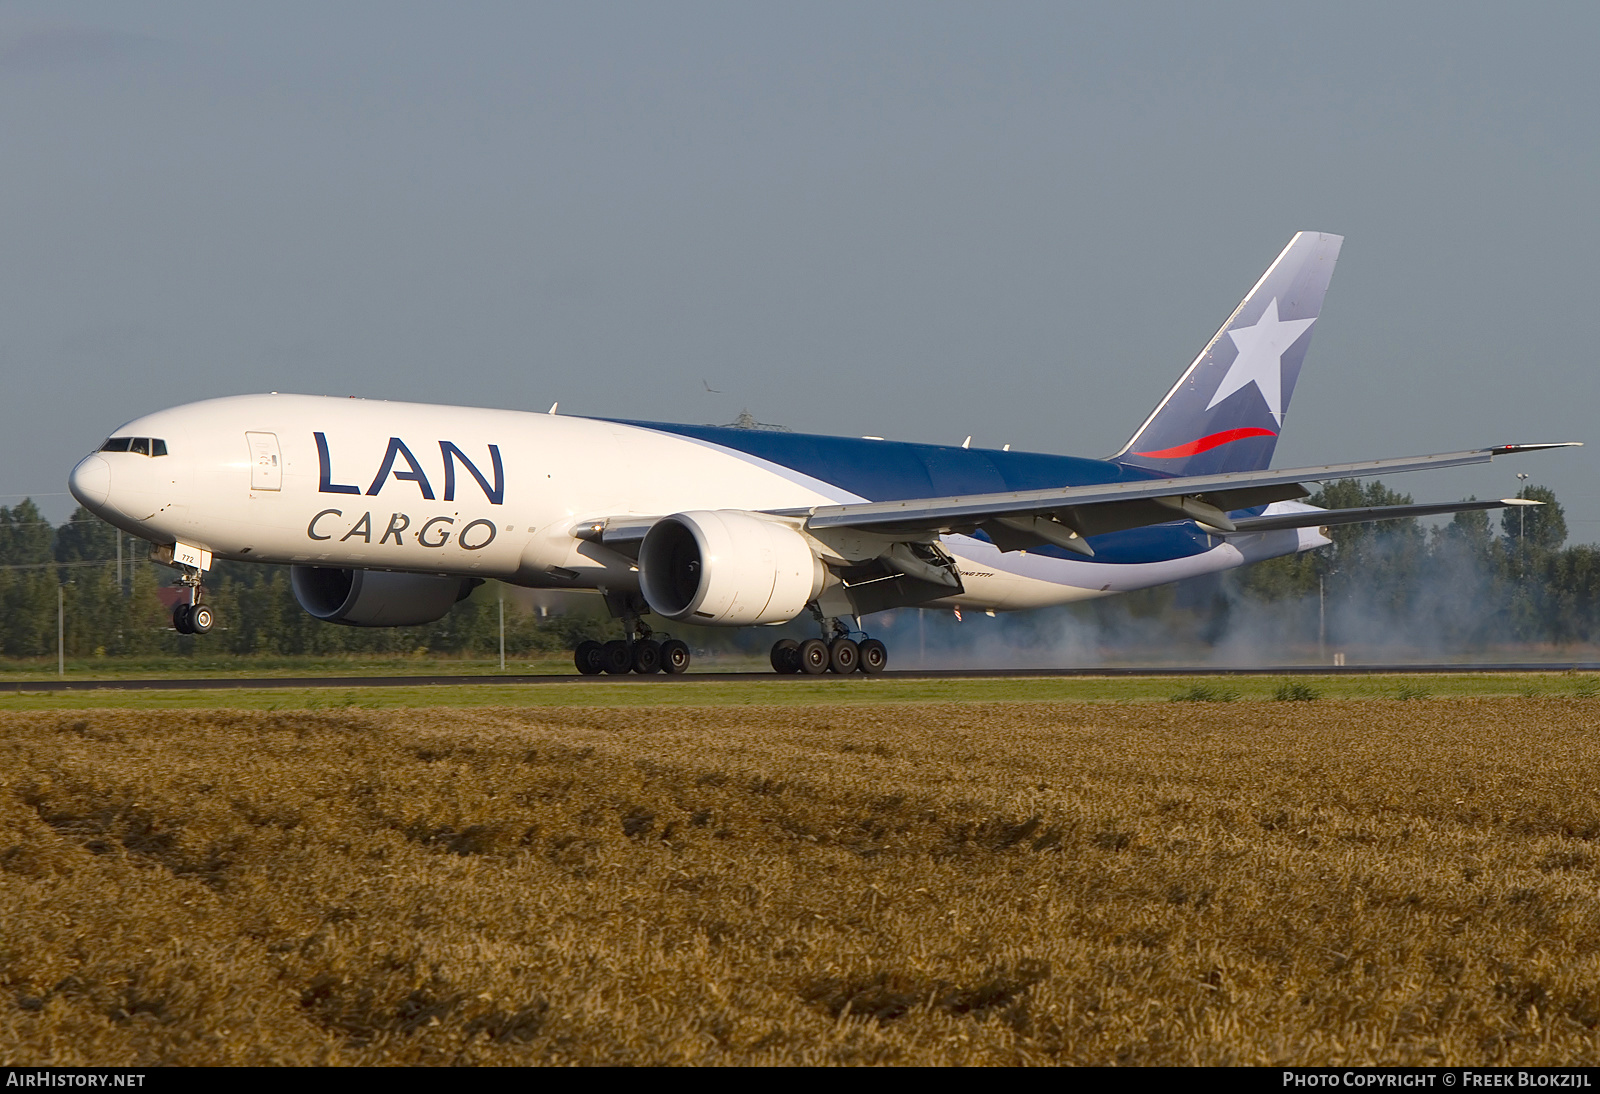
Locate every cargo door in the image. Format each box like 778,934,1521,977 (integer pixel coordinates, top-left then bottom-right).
246,432,283,491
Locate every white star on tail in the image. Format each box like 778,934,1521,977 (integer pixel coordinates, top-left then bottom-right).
1205,297,1316,425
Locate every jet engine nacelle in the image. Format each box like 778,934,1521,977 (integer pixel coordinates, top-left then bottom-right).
638,510,824,626
290,565,477,628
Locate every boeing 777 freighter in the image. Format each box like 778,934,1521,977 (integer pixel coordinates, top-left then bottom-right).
67,232,1575,674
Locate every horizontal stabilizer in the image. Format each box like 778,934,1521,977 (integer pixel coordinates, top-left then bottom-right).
1227,498,1537,535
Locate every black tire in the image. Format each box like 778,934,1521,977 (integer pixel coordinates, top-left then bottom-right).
770,639,800,674
574,640,605,675
173,604,194,634
660,639,691,674
798,638,830,675
189,604,215,634
828,638,859,674
858,638,887,674
632,639,662,674
601,640,633,675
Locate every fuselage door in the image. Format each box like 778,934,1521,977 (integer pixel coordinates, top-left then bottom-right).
246,432,283,492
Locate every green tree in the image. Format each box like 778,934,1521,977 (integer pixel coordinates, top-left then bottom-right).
1549,545,1600,643
1498,486,1565,640
53,509,124,656
1502,485,1566,553
1412,503,1507,649
54,507,119,566
0,501,59,657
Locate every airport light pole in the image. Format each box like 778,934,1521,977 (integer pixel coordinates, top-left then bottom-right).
1516,472,1530,576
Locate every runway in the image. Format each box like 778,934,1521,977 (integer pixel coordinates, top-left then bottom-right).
5,663,1600,692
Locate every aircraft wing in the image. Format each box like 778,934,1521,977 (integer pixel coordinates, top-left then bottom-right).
793,443,1578,551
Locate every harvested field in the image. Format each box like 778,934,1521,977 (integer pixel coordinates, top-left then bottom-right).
3,698,1600,1065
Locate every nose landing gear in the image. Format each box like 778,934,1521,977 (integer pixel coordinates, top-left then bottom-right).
171,567,214,635
174,602,215,635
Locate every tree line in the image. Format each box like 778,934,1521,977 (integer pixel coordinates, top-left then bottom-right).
1226,481,1600,650
2,482,1598,662
0,499,607,660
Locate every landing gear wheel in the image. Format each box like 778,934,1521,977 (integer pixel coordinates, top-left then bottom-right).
660,639,691,675
797,638,830,675
828,638,859,674
770,639,800,674
858,638,887,674
632,639,662,674
189,604,215,634
173,604,194,634
574,640,605,675
601,640,633,675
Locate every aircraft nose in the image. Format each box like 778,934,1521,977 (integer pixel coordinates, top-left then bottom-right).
69,454,111,509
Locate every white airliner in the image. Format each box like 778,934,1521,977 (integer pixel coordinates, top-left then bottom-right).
67,232,1574,675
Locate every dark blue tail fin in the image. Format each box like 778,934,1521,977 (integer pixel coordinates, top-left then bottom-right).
1115,231,1342,476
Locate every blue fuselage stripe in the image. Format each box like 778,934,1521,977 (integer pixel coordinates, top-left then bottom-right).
604,420,1215,566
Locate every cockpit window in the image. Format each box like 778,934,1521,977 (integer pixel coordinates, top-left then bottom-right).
100,437,167,457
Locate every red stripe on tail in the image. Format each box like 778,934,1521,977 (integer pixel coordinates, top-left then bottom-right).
1133,427,1277,460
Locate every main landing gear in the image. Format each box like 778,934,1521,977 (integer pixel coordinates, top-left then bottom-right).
573,597,690,676
574,637,691,676
770,613,887,675
171,567,214,635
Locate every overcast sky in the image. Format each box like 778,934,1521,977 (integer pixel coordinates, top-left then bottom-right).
3,2,1596,535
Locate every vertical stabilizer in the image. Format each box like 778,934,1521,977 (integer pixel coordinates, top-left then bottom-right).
1116,231,1342,476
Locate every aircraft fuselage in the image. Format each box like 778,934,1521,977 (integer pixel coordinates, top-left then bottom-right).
68,392,1326,615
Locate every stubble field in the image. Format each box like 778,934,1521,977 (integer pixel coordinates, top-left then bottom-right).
3,691,1600,1065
